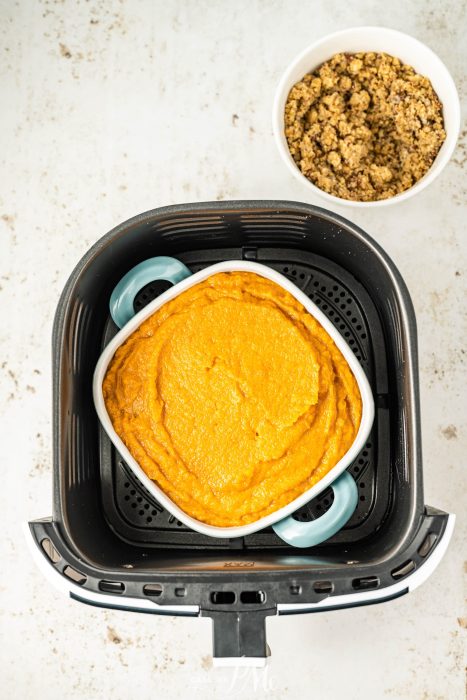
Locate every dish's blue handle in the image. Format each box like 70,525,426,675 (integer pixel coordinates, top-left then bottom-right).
272,471,358,548
110,256,192,328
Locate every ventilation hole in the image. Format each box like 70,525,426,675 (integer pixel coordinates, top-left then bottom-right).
138,510,144,516
346,310,352,316
320,286,326,292
323,499,329,506
177,521,183,527
290,585,302,595
333,285,338,291
146,516,152,523
362,450,368,457
137,496,143,503
347,298,352,304
99,580,125,594
340,291,345,297
240,591,266,604
313,581,333,594
131,503,137,509
211,591,235,604
391,560,416,580
358,458,365,465
175,587,186,597
329,310,334,316
314,281,319,288
361,333,367,339
366,442,372,448
283,267,289,273
63,566,87,585
41,538,61,563
349,339,355,345
418,532,437,558
300,273,305,280
360,495,365,501
151,510,157,516
144,503,149,510
316,504,322,511
356,324,362,330
327,291,333,298
353,466,360,473
315,299,321,305
291,270,297,276
352,576,379,590
352,317,357,323
124,495,130,501
344,331,350,338
143,583,163,597
130,489,136,496
360,482,365,488
322,303,328,310
124,481,130,488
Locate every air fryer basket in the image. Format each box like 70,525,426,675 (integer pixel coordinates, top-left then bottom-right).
26,201,454,661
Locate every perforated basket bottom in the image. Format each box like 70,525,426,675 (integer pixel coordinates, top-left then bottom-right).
100,246,389,549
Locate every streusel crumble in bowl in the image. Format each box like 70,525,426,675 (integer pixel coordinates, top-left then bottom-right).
273,27,460,207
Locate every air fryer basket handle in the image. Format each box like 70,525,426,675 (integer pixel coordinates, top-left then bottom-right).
202,609,275,662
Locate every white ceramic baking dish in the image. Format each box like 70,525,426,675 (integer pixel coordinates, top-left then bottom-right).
93,257,374,547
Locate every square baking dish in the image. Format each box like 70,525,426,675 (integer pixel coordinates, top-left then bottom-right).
26,200,454,662
93,258,374,542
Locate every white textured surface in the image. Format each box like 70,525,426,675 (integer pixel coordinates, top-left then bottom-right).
1,1,466,698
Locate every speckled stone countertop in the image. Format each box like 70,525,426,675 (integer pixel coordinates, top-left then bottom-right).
1,1,466,698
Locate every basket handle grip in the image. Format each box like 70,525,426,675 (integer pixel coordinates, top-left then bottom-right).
109,256,192,328
272,471,358,548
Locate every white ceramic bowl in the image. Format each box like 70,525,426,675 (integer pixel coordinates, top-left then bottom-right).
272,26,461,208
93,260,374,540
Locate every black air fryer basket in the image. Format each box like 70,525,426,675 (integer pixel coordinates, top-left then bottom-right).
26,201,454,662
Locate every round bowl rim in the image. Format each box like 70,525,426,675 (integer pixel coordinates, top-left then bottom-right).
272,25,461,208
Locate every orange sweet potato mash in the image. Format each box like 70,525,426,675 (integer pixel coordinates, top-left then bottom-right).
103,271,362,527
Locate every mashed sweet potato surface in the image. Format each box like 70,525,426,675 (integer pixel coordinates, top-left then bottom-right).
103,271,362,526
